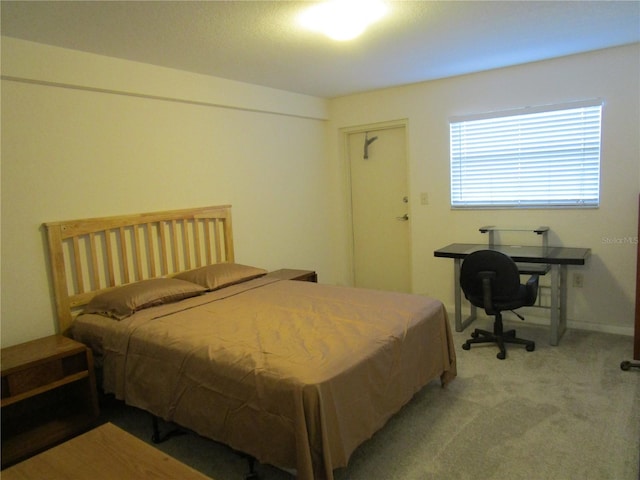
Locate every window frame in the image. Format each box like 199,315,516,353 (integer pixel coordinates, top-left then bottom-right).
449,99,603,210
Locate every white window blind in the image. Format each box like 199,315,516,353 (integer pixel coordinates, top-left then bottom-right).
450,100,602,208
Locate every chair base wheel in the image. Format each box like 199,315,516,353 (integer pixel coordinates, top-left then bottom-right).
621,361,640,371
461,327,535,360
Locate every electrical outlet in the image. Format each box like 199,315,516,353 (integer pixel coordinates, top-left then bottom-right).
573,273,584,288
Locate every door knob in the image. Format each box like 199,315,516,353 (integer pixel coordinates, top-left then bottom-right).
396,214,409,221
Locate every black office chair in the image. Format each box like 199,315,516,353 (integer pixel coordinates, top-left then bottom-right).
460,250,538,360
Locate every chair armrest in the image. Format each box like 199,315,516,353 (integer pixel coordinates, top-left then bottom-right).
525,274,539,305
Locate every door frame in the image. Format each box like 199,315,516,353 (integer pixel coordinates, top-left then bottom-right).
340,118,412,289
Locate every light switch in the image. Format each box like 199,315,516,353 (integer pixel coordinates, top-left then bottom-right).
420,192,429,205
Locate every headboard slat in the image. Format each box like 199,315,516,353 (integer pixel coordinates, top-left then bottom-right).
118,227,130,284
183,220,192,270
133,225,143,281
159,222,169,275
171,220,179,272
204,219,212,265
104,230,116,287
146,223,156,278
44,205,234,334
72,236,84,294
88,232,100,290
194,221,202,267
214,219,222,263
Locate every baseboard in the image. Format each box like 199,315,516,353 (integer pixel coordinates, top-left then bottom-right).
446,307,634,337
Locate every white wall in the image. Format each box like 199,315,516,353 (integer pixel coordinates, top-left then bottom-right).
0,38,334,347
327,44,640,336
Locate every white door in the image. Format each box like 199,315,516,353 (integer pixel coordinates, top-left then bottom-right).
348,125,411,292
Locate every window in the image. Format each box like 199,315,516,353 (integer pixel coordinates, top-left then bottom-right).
450,100,602,208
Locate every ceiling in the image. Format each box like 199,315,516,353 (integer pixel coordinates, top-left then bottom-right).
2,1,639,98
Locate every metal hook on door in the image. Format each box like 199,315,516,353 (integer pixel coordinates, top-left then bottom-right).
364,132,378,159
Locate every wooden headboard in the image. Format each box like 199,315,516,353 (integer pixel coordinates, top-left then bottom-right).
44,205,234,333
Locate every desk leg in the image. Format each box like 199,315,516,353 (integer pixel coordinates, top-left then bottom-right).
454,258,477,332
549,265,568,346
559,265,568,341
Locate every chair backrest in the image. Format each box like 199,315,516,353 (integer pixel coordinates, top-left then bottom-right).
460,250,521,306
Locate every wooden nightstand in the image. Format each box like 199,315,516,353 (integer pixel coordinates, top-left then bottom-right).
267,269,318,282
1,335,100,468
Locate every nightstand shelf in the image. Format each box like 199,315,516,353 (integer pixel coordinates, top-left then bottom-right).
1,335,100,468
266,269,318,282
2,370,90,407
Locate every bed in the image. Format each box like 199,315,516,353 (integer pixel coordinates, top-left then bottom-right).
44,205,457,480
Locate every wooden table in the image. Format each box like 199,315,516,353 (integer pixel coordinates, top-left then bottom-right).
2,422,213,479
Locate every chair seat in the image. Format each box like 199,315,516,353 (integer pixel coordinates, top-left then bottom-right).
465,284,531,312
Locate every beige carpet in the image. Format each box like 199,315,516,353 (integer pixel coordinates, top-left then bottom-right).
104,320,640,480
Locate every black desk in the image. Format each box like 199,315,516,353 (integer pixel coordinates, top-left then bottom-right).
434,243,591,345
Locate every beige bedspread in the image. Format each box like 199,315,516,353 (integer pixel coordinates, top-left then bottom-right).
72,278,456,480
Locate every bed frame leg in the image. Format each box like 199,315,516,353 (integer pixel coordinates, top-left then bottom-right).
243,455,261,480
150,416,261,479
151,415,186,444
